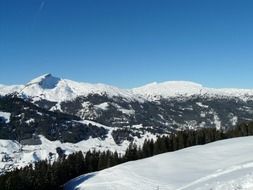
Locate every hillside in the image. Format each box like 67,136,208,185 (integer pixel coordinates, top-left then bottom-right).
65,136,253,190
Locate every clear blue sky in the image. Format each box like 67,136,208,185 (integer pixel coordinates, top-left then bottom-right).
1,0,253,88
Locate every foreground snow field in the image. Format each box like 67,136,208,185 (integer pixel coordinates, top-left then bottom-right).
65,136,253,190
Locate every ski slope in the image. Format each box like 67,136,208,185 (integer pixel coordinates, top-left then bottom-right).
65,136,253,190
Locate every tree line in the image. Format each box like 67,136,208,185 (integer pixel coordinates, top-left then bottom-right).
1,121,253,190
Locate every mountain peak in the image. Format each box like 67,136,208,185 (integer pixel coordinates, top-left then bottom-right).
27,74,61,89
18,74,140,102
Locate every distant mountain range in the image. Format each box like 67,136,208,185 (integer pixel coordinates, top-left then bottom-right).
2,73,253,101
1,73,253,173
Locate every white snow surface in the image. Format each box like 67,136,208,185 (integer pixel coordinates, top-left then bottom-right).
94,102,109,110
1,74,253,102
65,136,253,190
0,84,22,96
0,111,11,123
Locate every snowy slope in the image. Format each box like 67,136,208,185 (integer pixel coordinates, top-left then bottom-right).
0,120,156,174
65,136,253,190
0,84,22,96
0,111,11,123
0,134,123,174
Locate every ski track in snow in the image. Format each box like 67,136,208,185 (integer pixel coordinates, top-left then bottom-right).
177,161,253,190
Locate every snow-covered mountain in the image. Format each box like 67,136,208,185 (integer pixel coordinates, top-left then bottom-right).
1,74,253,142
1,74,253,174
1,74,253,130
65,136,253,190
2,74,253,102
5,74,141,102
133,80,253,101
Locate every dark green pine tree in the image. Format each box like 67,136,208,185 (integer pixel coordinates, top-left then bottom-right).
125,142,138,161
98,151,107,170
